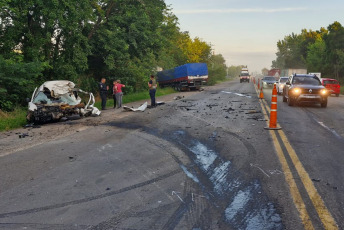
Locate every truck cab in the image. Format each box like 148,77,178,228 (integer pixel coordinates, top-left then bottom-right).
239,67,250,83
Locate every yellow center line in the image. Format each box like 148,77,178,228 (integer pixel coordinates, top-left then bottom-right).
254,84,338,229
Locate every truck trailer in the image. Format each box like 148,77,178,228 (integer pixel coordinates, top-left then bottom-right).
157,63,208,91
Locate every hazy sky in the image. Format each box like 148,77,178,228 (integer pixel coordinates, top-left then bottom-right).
164,0,344,73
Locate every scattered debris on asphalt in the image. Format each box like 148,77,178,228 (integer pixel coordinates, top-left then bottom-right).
24,123,41,129
123,102,148,112
245,110,261,114
174,96,184,100
156,101,165,105
18,133,29,138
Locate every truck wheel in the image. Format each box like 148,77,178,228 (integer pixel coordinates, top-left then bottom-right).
321,99,328,108
336,94,339,97
240,80,242,83
248,80,250,83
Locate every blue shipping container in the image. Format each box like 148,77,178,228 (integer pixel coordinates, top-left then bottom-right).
157,63,208,82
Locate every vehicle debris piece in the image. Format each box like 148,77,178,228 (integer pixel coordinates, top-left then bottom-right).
173,96,184,100
18,133,29,138
156,101,165,105
245,110,260,114
123,102,147,112
26,80,101,124
24,123,41,129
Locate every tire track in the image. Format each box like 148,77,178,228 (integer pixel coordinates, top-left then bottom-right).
0,169,181,219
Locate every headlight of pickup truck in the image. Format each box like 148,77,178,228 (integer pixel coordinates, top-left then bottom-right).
320,89,328,95
292,88,301,94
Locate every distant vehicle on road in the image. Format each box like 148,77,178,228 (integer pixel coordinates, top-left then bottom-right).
157,63,208,91
239,66,250,83
283,74,329,107
321,78,340,97
261,76,276,88
277,77,289,95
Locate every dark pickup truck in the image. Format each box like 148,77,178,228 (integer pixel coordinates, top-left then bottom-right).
283,74,329,107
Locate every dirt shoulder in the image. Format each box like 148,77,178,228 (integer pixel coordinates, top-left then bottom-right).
0,84,225,157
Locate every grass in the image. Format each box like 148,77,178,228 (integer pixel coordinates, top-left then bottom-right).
0,108,27,132
0,87,177,132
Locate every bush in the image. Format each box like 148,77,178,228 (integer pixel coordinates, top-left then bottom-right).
0,55,49,111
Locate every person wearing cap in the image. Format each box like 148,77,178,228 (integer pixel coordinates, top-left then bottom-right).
148,75,157,107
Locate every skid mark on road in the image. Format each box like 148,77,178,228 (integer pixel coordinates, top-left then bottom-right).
0,169,181,219
220,91,252,98
224,181,281,229
305,110,343,140
171,130,283,230
0,222,91,230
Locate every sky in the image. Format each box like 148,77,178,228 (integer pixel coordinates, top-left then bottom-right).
164,0,344,74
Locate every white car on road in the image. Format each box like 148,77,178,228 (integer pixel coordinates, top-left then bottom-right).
277,77,289,95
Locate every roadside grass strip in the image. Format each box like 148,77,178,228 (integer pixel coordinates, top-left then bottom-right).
254,84,338,230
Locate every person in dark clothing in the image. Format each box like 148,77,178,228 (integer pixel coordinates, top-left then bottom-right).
99,78,109,110
148,75,157,107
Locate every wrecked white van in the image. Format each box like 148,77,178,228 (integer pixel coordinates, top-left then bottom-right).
27,80,101,123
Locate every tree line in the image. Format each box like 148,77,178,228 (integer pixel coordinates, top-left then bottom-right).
0,0,228,111
272,21,344,81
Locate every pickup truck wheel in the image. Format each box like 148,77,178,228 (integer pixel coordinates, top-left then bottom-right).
321,99,328,108
287,97,294,106
282,93,287,102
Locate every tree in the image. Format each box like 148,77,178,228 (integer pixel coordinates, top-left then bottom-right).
323,21,344,79
306,39,327,73
227,65,242,78
207,54,227,85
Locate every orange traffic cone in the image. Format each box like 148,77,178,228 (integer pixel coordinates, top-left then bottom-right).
265,84,282,130
259,85,264,99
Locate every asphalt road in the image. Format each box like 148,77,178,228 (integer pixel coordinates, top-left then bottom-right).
0,80,343,230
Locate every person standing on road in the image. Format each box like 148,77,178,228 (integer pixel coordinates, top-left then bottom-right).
112,80,117,108
99,78,109,110
148,75,157,107
114,80,125,108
